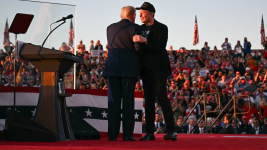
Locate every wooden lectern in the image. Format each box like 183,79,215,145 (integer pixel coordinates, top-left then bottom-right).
18,43,82,141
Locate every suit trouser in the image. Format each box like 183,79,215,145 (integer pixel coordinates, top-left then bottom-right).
141,68,175,134
107,76,136,138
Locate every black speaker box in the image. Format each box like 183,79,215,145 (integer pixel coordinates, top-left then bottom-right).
5,108,56,142
69,112,100,140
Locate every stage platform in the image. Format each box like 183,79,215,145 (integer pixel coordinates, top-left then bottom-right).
0,134,266,150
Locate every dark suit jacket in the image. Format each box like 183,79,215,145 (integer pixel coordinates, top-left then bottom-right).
174,125,184,133
154,121,165,132
103,19,141,79
222,125,241,134
138,20,171,78
262,124,267,134
183,124,199,134
249,126,263,134
211,125,223,134
239,123,252,134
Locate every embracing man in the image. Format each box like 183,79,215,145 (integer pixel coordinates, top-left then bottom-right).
103,6,142,141
133,2,177,141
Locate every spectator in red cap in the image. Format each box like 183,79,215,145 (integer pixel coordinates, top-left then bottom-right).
238,88,245,95
185,103,196,119
210,75,216,83
258,64,265,74
181,82,194,99
199,81,208,94
237,77,248,89
183,62,192,75
205,95,218,118
239,116,252,134
169,81,178,92
229,81,237,96
210,81,220,93
191,81,199,94
221,63,229,75
218,74,227,88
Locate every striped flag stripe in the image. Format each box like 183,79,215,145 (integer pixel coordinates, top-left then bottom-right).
68,19,74,47
261,15,265,46
193,15,199,46
3,18,10,45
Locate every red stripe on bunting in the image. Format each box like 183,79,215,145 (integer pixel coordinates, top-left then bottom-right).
0,86,144,98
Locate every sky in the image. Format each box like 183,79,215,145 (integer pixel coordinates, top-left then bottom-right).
1,0,267,51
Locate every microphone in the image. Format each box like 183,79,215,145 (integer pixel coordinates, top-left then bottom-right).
55,14,73,23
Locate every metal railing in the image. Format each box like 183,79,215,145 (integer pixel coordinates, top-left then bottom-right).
180,92,220,133
206,95,251,134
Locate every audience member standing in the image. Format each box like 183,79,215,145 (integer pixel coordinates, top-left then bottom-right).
89,40,95,53
77,40,86,54
244,37,252,57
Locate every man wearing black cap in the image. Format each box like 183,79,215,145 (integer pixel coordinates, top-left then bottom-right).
133,2,177,141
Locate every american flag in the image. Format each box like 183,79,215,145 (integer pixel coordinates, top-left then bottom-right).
68,19,74,47
261,15,265,46
3,18,10,45
193,15,199,46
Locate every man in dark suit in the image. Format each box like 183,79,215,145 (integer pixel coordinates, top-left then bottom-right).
154,113,165,133
133,2,176,141
221,116,236,134
249,118,262,134
103,6,142,141
239,116,252,134
183,118,199,134
174,116,185,133
211,120,223,134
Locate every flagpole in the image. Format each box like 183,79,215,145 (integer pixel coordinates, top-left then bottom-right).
13,34,17,109
73,5,77,89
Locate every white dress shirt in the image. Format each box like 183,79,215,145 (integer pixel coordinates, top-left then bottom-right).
255,127,259,135
199,127,204,133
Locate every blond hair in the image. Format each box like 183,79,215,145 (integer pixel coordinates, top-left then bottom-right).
121,6,135,19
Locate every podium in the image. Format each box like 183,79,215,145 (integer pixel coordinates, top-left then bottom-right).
18,43,82,141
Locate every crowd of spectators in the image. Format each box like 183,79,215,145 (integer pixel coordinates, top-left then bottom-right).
1,37,267,134
143,37,267,134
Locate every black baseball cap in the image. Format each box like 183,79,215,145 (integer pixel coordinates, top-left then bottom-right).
135,2,155,13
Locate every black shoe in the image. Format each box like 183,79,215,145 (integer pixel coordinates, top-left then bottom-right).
140,133,155,141
163,132,177,141
123,137,136,141
108,138,117,141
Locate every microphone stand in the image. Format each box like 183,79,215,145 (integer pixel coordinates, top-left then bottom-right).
41,21,66,49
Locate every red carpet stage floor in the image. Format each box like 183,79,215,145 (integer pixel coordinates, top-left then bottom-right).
0,134,266,150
